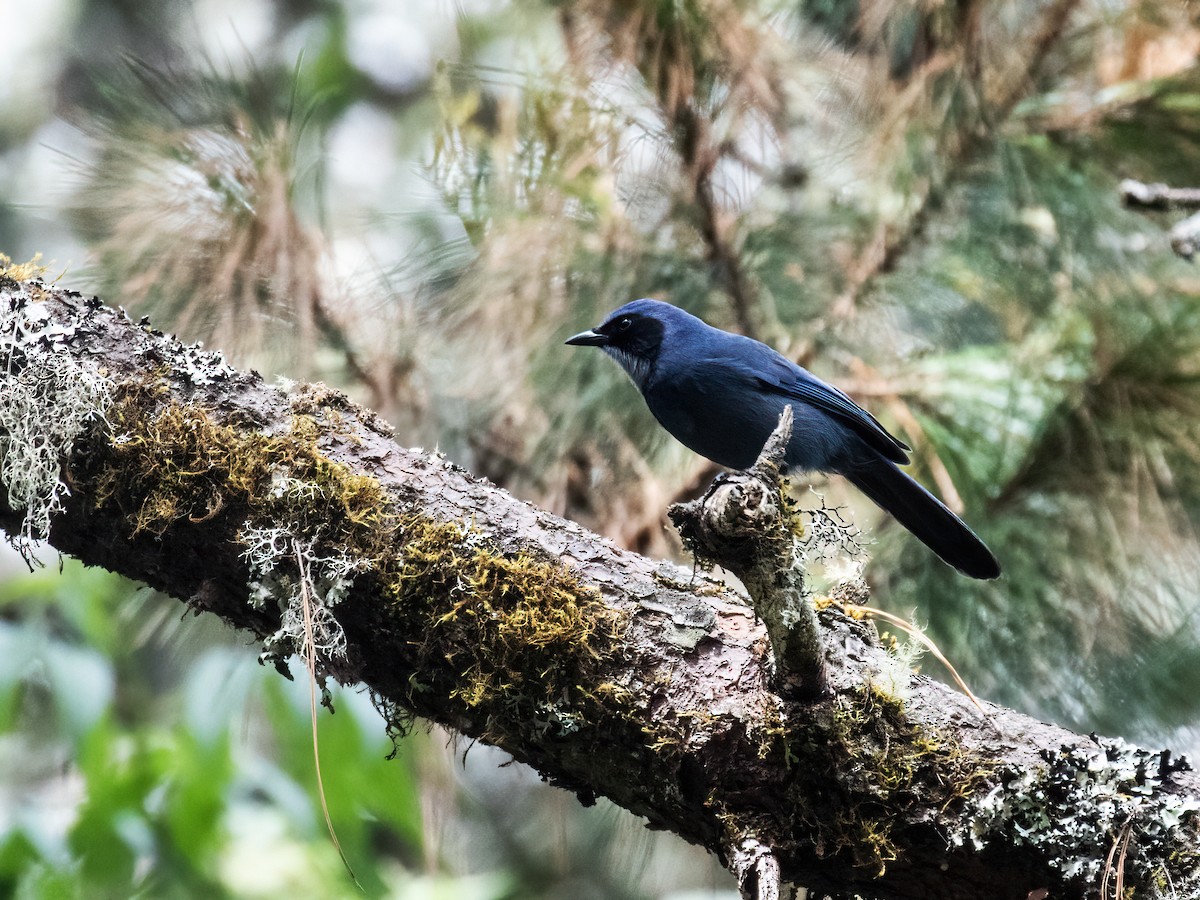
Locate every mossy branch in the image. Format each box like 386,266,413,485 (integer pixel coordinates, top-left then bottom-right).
2,278,1200,900
667,406,828,703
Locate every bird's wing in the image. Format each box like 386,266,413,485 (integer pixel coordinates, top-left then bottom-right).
753,353,912,464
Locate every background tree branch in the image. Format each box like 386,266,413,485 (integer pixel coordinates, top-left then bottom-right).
1121,179,1200,259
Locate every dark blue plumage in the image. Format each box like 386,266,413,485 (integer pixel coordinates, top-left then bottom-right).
566,299,1000,579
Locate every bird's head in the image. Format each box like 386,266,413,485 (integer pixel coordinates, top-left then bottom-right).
565,299,681,388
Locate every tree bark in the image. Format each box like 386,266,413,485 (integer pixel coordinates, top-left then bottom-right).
1,277,1198,900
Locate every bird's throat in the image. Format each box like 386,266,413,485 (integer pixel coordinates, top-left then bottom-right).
604,346,653,391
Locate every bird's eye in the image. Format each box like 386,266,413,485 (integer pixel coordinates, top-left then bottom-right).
615,317,633,332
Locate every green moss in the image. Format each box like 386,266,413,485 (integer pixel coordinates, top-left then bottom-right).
777,480,809,541
0,253,49,284
86,391,389,539
77,387,627,743
756,682,993,876
381,518,625,721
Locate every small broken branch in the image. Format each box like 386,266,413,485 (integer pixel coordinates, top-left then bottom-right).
730,837,785,900
668,407,828,701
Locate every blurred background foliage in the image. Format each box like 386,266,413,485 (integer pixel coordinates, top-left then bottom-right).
3,0,1200,897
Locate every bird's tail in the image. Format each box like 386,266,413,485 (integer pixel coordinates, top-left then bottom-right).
841,457,1000,580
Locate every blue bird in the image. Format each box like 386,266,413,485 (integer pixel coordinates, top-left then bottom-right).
566,299,1000,579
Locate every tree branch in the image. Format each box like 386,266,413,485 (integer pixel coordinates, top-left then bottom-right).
809,0,1083,343
1121,179,1200,260
2,277,1199,900
669,407,828,701
1120,180,1200,211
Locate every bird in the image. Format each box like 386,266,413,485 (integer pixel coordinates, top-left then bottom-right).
566,299,1000,579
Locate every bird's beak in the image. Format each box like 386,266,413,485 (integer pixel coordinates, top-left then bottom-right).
565,329,609,347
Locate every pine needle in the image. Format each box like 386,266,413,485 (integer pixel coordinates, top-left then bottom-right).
844,602,989,719
296,541,361,890
1100,819,1133,900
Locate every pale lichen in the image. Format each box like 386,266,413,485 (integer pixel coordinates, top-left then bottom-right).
242,526,368,673
957,736,1200,893
0,284,113,561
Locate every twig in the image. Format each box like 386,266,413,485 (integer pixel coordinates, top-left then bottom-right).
1120,180,1200,211
1120,180,1200,259
1099,819,1133,900
678,105,759,338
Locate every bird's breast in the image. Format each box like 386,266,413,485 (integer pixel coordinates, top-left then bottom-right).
644,369,849,473
645,374,776,470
